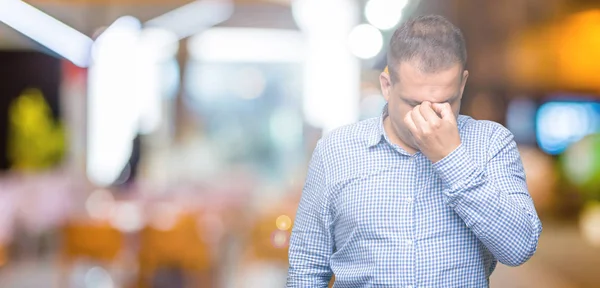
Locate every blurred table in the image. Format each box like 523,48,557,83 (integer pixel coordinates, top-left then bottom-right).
0,221,599,287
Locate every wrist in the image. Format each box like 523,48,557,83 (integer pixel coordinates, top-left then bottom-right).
431,144,477,190
429,142,461,164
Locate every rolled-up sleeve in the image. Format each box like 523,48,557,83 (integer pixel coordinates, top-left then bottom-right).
287,141,334,287
432,126,542,267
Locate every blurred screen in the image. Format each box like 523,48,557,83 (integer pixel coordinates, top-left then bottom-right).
507,98,538,145
536,97,600,155
185,62,304,180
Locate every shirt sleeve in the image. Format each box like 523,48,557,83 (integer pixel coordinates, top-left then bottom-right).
431,126,542,267
287,141,334,287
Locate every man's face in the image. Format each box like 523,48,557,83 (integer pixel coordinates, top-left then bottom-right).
380,61,468,149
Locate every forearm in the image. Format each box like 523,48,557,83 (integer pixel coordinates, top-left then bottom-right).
445,168,541,266
287,232,333,287
287,141,334,287
287,215,334,287
433,144,542,266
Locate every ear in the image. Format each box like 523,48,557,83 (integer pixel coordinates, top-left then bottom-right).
380,69,393,103
459,70,469,99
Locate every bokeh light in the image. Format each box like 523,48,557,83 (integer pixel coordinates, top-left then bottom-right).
271,230,290,248
85,189,115,220
579,202,600,248
365,0,408,30
561,134,600,198
109,201,144,233
292,0,356,33
275,215,292,231
84,266,115,288
348,24,383,59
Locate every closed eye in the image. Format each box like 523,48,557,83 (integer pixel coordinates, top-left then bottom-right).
404,99,421,107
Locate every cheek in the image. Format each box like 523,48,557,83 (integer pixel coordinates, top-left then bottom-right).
452,102,461,116
388,103,411,125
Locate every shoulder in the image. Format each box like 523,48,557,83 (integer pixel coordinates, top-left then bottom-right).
312,118,379,181
318,117,379,155
458,115,514,141
458,115,517,158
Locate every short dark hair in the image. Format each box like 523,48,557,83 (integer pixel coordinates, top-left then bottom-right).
387,15,467,81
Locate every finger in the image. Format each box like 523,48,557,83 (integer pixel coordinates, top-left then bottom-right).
411,106,427,131
419,101,441,123
432,103,455,121
404,111,418,134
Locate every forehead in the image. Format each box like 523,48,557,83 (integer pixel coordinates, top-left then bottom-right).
394,61,462,102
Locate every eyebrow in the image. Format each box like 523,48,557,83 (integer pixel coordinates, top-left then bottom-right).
402,95,458,106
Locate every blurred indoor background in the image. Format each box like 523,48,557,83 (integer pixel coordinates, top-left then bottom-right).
0,0,599,287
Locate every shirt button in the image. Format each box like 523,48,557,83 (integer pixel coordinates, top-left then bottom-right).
407,285,413,288
405,240,413,245
406,197,413,204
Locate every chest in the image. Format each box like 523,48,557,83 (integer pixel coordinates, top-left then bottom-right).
330,158,461,242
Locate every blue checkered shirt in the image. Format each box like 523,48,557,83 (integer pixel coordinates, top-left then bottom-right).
287,107,542,288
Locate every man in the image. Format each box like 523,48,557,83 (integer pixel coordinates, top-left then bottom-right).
287,15,542,287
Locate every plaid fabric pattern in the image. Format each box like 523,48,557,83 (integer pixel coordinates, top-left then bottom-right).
287,106,542,288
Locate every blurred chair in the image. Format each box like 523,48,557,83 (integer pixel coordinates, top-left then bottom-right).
61,221,124,262
0,244,6,268
248,214,290,263
137,213,213,288
239,211,335,287
233,209,288,288
60,220,125,286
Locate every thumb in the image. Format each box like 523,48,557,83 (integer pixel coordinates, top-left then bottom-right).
432,103,454,121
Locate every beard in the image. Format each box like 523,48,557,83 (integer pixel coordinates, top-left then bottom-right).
387,115,419,152
399,126,419,150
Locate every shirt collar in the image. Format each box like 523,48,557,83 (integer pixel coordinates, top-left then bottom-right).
367,103,388,148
